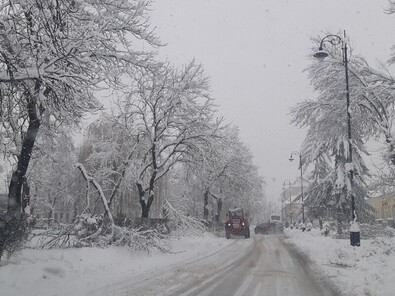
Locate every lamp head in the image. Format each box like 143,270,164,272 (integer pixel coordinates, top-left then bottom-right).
313,47,329,61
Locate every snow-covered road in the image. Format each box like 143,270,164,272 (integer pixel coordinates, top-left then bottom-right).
98,234,339,296
3,229,395,296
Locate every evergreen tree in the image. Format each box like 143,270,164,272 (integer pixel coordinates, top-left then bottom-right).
291,34,375,222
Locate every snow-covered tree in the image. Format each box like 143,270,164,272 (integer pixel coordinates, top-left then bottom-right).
27,128,78,225
180,125,265,222
78,114,141,220
119,61,222,218
0,0,159,212
291,33,377,222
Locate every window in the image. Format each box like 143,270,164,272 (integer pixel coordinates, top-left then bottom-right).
230,210,242,217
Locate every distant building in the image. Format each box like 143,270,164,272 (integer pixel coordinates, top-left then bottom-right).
367,193,395,221
281,178,309,224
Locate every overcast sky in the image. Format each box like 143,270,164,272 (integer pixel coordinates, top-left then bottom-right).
149,0,395,203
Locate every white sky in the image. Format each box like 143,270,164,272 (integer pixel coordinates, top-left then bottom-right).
150,0,395,203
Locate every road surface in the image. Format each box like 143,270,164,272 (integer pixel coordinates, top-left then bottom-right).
99,234,340,296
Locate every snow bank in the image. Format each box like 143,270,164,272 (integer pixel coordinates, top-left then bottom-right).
0,233,231,296
285,228,395,296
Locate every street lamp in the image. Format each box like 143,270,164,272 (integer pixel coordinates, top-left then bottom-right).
289,151,305,231
313,31,360,247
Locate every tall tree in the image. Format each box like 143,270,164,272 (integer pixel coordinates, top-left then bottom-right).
0,0,159,212
307,34,395,165
27,128,77,225
120,61,221,218
78,114,141,219
184,125,265,221
291,34,376,222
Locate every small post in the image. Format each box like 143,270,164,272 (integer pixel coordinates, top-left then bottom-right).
350,221,361,246
350,210,360,246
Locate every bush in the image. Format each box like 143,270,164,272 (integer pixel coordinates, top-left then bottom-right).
0,212,33,261
112,227,169,254
163,199,207,236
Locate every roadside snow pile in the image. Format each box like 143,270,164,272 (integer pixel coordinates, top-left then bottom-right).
285,228,395,296
334,223,395,239
359,224,395,238
0,233,232,296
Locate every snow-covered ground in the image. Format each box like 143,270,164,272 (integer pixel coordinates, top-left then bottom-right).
285,228,395,296
2,229,394,296
0,233,232,296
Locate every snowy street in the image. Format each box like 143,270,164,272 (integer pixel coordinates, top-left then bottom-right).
97,234,337,296
0,232,335,296
2,229,395,296
0,233,232,296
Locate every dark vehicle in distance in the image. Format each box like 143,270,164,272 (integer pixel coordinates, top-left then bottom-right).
225,208,250,239
255,214,284,234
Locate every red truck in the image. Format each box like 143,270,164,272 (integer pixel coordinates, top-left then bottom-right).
225,208,250,239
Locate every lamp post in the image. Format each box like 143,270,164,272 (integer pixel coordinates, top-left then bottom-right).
313,31,360,247
289,151,305,231
288,180,292,226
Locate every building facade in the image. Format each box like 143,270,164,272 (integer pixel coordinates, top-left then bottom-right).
281,178,309,225
367,193,395,221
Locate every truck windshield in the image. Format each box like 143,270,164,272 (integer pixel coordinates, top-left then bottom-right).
230,210,242,217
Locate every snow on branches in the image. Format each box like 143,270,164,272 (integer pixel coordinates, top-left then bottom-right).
163,199,207,236
120,61,223,218
0,0,160,212
291,33,384,221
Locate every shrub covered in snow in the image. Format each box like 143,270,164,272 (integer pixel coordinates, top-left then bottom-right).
0,212,33,261
30,214,170,254
360,224,395,239
334,222,394,239
329,236,395,269
112,227,169,254
163,199,207,236
74,214,103,241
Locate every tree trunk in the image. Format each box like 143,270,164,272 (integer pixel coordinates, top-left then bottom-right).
21,177,30,210
385,134,395,165
137,183,155,219
215,198,222,222
140,195,154,218
203,189,209,220
47,209,53,227
7,84,41,213
137,140,158,219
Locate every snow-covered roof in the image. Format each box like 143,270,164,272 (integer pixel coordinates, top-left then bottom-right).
368,193,395,201
229,207,242,212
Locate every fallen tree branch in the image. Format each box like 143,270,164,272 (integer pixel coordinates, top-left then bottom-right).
75,163,115,238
